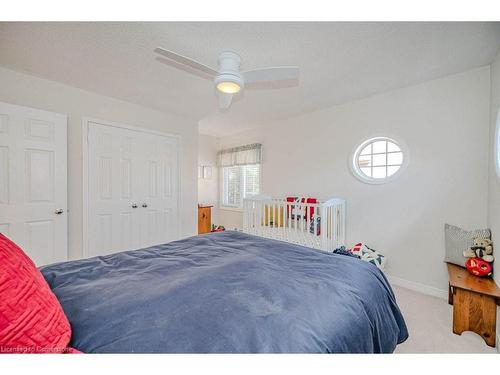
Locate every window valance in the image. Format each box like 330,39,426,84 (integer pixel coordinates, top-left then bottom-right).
217,143,262,167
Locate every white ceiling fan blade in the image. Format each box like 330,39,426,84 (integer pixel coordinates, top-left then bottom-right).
154,47,218,77
243,66,300,89
155,57,214,81
218,92,233,110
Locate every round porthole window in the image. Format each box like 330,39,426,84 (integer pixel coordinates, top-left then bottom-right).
351,137,408,184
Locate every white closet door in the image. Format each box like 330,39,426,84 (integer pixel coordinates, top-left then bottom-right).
0,101,67,266
87,121,179,257
88,123,142,256
140,132,179,247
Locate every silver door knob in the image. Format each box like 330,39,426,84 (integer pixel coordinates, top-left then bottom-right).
132,203,138,208
142,203,148,208
54,209,64,215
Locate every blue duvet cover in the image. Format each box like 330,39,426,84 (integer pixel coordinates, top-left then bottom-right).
41,231,408,353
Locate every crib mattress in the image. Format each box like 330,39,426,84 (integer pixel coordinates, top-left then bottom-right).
244,226,323,249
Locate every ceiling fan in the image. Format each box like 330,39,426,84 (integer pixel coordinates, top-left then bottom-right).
154,48,300,110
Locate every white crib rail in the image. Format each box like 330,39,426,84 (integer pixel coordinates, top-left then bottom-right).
243,195,346,251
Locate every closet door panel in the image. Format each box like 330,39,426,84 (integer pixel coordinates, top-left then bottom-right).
119,129,143,251
88,124,143,256
160,137,179,243
139,133,179,247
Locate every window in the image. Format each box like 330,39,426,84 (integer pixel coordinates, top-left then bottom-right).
221,164,261,208
351,137,408,184
218,143,262,209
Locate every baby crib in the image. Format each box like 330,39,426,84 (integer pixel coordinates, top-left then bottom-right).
242,195,346,251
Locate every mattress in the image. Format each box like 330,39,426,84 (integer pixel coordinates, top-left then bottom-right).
41,231,408,353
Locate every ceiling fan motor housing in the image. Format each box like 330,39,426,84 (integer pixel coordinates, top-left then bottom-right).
154,46,300,108
215,51,244,90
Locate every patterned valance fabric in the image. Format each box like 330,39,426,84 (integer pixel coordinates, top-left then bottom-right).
217,143,262,167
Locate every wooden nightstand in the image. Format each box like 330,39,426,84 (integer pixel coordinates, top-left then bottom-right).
447,263,500,347
198,205,213,234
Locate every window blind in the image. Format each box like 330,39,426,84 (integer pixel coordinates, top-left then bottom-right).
223,166,242,207
242,164,260,197
217,143,262,167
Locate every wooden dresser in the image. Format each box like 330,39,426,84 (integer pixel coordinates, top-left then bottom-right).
198,205,213,234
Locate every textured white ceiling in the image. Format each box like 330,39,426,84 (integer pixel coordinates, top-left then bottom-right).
0,22,499,136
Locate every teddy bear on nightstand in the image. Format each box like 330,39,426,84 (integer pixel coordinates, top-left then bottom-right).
463,238,494,262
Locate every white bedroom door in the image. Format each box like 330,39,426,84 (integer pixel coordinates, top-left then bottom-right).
87,121,179,257
0,101,68,266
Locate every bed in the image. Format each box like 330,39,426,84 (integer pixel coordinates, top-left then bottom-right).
40,231,408,353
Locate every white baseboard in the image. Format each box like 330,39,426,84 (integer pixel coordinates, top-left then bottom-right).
387,274,448,300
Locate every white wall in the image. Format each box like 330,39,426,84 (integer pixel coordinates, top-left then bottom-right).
487,50,500,350
219,67,491,292
0,66,199,261
198,134,219,224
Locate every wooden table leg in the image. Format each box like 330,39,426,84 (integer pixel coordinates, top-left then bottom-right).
452,288,497,347
448,283,453,305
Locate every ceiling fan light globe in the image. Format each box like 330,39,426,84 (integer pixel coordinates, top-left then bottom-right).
217,81,241,94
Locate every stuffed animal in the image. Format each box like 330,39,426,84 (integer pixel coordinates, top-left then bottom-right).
466,257,493,277
211,224,225,232
463,238,494,263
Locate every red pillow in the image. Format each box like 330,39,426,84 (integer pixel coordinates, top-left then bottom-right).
0,233,76,353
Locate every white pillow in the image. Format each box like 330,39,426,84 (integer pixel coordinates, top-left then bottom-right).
351,243,387,271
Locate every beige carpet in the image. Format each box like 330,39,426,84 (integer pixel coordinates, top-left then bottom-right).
393,285,498,353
